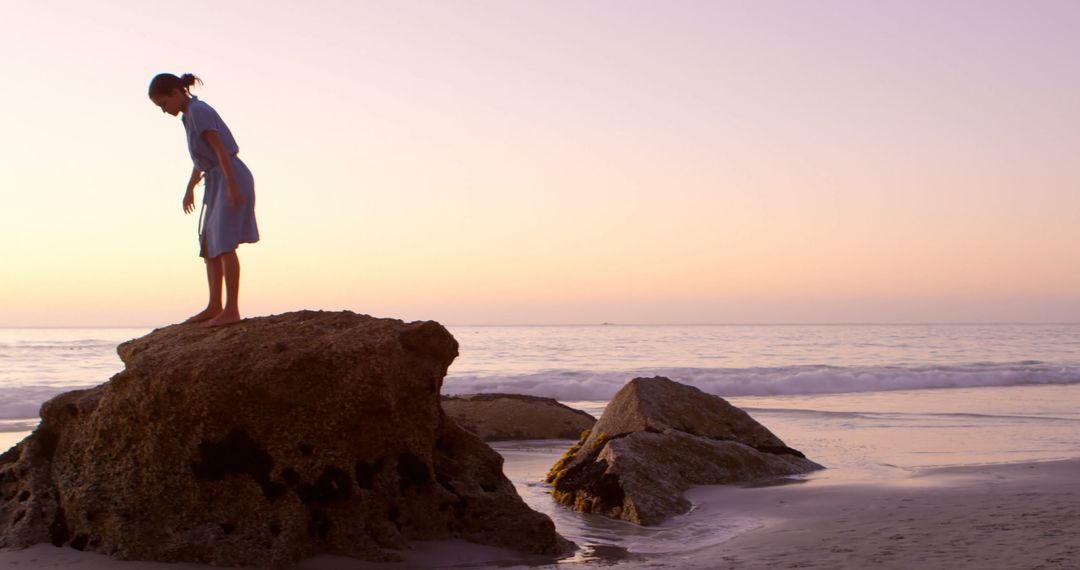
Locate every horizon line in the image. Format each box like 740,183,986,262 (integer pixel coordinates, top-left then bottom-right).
4,321,1080,330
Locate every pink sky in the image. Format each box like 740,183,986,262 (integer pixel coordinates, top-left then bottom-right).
1,1,1079,325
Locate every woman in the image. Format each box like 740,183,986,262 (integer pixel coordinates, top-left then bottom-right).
149,73,259,326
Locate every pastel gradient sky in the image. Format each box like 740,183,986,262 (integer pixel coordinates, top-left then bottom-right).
2,0,1079,326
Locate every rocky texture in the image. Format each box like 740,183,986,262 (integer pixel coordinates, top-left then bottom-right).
547,376,823,525
0,311,569,568
441,394,595,441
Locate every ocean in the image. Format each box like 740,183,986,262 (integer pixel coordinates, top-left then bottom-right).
3,323,1080,566
3,324,1080,462
442,323,1080,473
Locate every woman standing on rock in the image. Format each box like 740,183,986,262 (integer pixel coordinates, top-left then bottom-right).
148,73,259,327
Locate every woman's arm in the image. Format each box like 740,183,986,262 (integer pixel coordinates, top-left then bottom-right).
203,131,241,208
183,167,202,214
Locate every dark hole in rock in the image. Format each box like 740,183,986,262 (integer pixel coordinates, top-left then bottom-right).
354,459,384,489
480,482,497,493
13,510,25,524
396,453,430,492
592,472,626,509
191,430,278,500
65,404,79,418
299,443,314,457
298,467,353,505
387,506,399,522
273,341,289,353
70,534,89,551
282,467,300,486
307,509,330,538
555,458,626,511
269,522,282,537
221,523,236,535
49,505,69,547
17,490,29,502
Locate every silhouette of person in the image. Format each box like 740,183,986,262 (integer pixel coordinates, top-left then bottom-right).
149,73,259,327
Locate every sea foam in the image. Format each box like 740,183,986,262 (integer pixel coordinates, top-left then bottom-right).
4,363,1079,428
442,362,1080,401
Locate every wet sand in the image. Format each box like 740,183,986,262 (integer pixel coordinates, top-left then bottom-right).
701,459,1080,570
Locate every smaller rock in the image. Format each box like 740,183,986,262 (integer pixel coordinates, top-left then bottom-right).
442,394,595,441
547,377,823,525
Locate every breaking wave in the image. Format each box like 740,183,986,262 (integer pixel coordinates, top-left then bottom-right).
4,363,1079,429
443,362,1080,401
0,385,94,426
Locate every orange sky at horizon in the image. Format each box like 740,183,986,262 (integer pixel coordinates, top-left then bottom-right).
2,0,1079,326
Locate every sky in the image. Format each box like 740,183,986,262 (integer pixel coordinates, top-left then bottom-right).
2,0,1079,326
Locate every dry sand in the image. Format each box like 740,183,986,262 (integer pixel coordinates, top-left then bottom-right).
1,459,1078,569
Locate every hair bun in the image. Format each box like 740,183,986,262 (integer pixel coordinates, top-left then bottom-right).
179,73,202,88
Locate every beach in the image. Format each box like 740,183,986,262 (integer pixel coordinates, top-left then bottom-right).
7,0,1080,565
3,325,1080,568
487,442,1080,569
710,459,1080,570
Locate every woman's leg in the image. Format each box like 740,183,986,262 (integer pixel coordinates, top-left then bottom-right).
207,251,241,326
184,256,224,323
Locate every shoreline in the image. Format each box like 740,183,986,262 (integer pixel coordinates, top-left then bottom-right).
3,456,1078,569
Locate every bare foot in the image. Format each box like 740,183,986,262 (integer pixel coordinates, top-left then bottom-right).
205,310,242,327
184,307,223,324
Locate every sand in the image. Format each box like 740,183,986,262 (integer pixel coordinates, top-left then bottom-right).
702,459,1080,570
1,459,1078,569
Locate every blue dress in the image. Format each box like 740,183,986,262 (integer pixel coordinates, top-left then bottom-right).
182,96,259,258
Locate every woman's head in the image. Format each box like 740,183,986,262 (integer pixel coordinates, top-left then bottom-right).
148,73,201,116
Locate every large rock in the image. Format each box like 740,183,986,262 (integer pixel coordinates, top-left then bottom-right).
441,394,595,441
0,311,569,568
547,377,822,525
